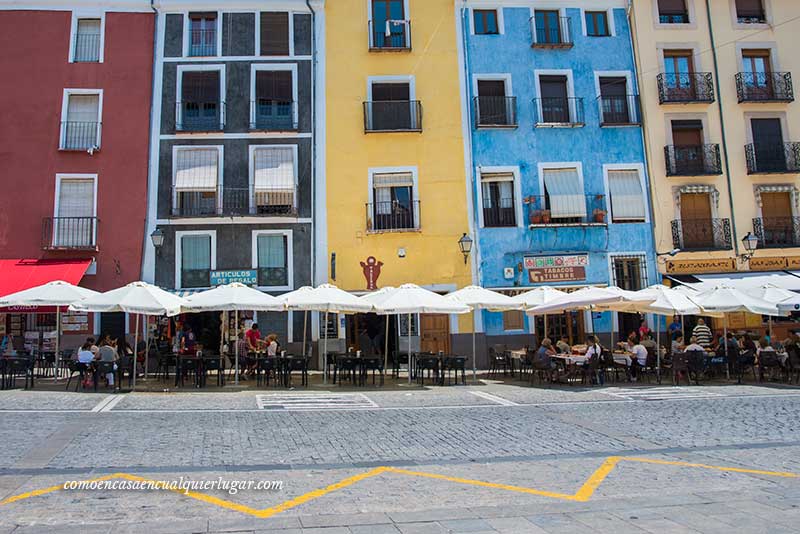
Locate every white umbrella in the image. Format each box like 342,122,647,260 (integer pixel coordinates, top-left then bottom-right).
70,281,188,389
0,281,99,379
372,284,471,385
282,284,374,383
183,283,284,384
692,285,782,316
510,286,567,342
445,286,520,380
745,284,800,313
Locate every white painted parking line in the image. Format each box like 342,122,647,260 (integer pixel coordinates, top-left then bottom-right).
468,391,519,406
599,387,722,401
256,393,379,411
98,395,125,412
90,395,118,412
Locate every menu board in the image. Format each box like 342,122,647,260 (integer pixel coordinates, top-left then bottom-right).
0,314,6,337
61,311,89,333
9,314,24,336
42,331,57,352
24,331,40,352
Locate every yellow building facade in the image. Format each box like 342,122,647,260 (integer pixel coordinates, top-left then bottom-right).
631,0,800,279
324,0,474,349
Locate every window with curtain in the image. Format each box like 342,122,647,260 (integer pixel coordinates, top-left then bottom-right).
481,173,516,227
55,178,95,247
174,148,219,216
608,170,646,222
542,168,585,219
252,147,295,214
63,94,99,150
371,173,415,231
256,234,288,287
181,234,211,288
74,19,101,62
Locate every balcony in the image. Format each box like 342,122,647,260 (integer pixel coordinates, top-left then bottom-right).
664,144,722,176
59,121,101,150
753,217,800,248
530,17,572,48
482,199,516,228
363,101,422,132
188,29,216,56
171,187,296,218
525,195,608,226
474,96,517,128
735,72,794,103
176,101,225,132
671,218,732,251
42,217,98,250
533,97,584,127
745,142,800,174
657,73,715,104
368,20,411,51
659,13,690,24
598,95,641,126
249,100,297,131
366,200,420,233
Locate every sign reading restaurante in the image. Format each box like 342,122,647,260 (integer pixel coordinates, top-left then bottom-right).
525,254,588,283
210,270,258,286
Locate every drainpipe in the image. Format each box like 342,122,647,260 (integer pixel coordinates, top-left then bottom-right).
306,0,317,284
140,0,159,281
705,0,740,257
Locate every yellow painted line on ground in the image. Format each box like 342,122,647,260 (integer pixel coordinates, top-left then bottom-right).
0,457,796,518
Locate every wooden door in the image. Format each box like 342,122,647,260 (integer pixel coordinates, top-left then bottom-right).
420,314,450,354
671,121,704,174
761,192,793,245
680,193,713,248
752,118,785,172
540,75,569,122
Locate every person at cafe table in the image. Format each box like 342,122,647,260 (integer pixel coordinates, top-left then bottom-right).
684,336,705,352
630,340,647,382
556,335,571,354
534,339,558,373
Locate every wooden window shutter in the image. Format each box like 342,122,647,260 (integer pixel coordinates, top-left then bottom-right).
658,0,687,15
256,71,293,101
736,0,764,17
182,71,220,101
261,12,290,56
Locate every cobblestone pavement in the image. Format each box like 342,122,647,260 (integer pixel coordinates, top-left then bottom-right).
0,384,799,533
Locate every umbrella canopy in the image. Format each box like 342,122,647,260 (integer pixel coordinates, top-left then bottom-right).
615,284,713,317
69,281,186,316
445,286,521,311
0,280,99,307
529,286,649,314
359,286,397,307
282,284,373,313
691,285,782,316
509,286,567,308
372,284,471,315
744,284,800,313
182,282,284,312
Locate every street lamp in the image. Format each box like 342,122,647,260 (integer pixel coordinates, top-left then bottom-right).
458,233,473,265
150,228,165,249
740,231,758,262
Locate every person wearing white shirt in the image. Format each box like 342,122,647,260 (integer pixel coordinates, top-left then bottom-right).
684,336,706,352
630,343,648,382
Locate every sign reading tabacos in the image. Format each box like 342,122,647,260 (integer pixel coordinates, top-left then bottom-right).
525,254,588,283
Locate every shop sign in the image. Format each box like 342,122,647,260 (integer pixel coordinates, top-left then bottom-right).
210,270,258,286
788,257,800,270
524,254,588,270
524,254,588,283
749,257,790,271
360,256,383,290
664,259,736,274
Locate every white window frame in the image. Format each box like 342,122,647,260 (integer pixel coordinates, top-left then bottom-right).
472,73,512,98
672,186,721,220
652,0,697,30
176,64,226,132
171,145,224,216
602,163,649,224
251,229,294,291
579,7,616,37
469,6,505,35
53,173,99,248
533,69,579,127
69,12,105,63
59,88,103,150
367,0,411,24
536,161,586,206
367,165,421,231
248,144,299,214
729,0,772,30
476,165,523,229
594,70,634,126
367,74,416,101
250,63,299,128
255,10,296,57
175,230,217,290
183,10,223,58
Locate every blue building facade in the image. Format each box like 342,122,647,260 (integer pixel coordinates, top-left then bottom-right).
461,3,659,345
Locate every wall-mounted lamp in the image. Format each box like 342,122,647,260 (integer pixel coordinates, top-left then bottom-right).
740,232,759,263
150,228,164,255
458,233,473,265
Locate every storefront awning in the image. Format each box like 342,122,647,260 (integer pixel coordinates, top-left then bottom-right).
0,259,92,299
667,271,800,292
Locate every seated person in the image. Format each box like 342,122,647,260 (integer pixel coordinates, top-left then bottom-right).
265,334,279,357
535,338,557,370
630,342,647,381
671,335,684,355
640,333,657,351
555,335,571,354
77,342,96,364
756,337,775,357
584,336,603,361
684,336,705,352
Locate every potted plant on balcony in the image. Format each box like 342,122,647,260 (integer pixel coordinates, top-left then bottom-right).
593,208,607,223
524,196,543,224
542,209,552,224
529,210,543,224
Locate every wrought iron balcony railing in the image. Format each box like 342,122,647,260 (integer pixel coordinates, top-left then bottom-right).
188,29,217,56
363,101,423,132
366,200,420,232
753,217,800,248
533,97,584,127
745,142,800,174
657,72,715,103
482,198,516,227
530,16,572,48
73,33,101,62
42,217,98,250
176,101,225,132
60,121,101,150
735,72,794,103
474,96,517,128
525,194,608,226
368,20,411,51
249,100,297,131
659,13,690,24
171,187,296,217
598,95,642,126
671,218,732,251
664,144,722,176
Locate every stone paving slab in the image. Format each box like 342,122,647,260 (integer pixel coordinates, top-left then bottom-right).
0,390,106,411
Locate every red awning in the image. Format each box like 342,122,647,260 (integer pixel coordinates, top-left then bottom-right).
0,259,92,300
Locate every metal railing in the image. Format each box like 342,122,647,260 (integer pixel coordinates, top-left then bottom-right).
671,218,732,251
735,72,794,103
363,101,422,132
659,13,690,24
249,100,297,131
171,187,296,217
176,101,225,132
657,72,715,103
525,194,607,225
59,121,100,150
753,217,800,248
42,217,98,250
598,95,641,126
745,142,800,174
533,97,584,126
664,144,722,176
530,16,572,47
474,96,517,128
482,198,516,227
368,20,411,51
366,200,419,232
73,33,101,62
188,29,217,56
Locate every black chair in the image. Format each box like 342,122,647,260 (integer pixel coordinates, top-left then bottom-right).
487,347,510,378
93,361,116,391
758,350,783,382
256,358,277,387
117,355,134,388
416,355,440,386
284,356,309,387
786,345,800,385
65,361,89,391
4,357,34,389
361,355,384,386
442,356,466,385
202,356,224,387
391,351,410,379
517,349,534,379
156,352,176,381
177,357,201,388
336,355,361,386
736,349,758,384
640,348,658,383
530,356,556,386
686,350,706,385
672,352,690,385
